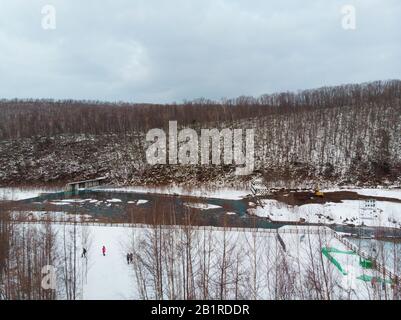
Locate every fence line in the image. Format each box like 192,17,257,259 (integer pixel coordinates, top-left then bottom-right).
13,219,281,234
333,232,399,283
12,218,334,235
12,218,398,282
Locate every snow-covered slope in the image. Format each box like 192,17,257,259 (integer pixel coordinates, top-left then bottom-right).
249,189,401,228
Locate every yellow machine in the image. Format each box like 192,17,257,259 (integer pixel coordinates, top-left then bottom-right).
314,186,324,197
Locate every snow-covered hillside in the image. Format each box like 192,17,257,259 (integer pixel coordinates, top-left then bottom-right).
1,81,400,187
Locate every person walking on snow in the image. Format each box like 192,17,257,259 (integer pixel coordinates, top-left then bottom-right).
82,248,87,258
102,245,106,256
126,253,130,264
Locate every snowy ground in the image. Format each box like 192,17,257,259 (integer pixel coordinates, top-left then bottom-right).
249,189,401,228
50,198,97,205
11,210,94,222
82,224,389,299
81,226,134,300
10,222,389,300
0,187,61,201
2,186,399,299
48,198,149,207
136,199,148,205
279,226,380,297
183,202,221,210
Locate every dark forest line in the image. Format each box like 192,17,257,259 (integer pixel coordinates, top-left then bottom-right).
0,80,400,187
1,80,400,140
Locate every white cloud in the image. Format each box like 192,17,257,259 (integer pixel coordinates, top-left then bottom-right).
0,0,400,102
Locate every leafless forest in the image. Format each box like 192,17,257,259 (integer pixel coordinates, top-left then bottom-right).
0,80,399,187
0,203,92,300
1,202,400,300
128,224,400,300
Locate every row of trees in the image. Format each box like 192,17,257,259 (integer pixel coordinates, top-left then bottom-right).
0,205,91,300
1,203,401,299
0,80,399,186
126,203,401,300
256,99,401,186
0,80,400,140
128,221,400,300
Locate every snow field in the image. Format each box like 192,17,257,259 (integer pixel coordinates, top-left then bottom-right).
0,187,61,201
43,224,392,299
249,197,401,228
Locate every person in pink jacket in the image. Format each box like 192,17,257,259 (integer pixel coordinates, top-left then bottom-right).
102,245,106,256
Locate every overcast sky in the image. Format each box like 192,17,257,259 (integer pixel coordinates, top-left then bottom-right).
0,0,400,103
